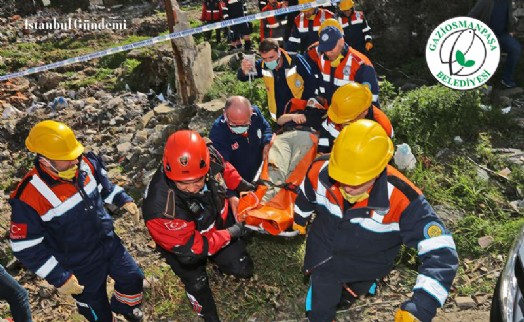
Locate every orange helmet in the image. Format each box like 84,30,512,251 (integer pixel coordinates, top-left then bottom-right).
163,130,210,181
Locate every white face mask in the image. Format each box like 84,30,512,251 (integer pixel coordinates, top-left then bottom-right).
230,125,249,134
264,52,281,70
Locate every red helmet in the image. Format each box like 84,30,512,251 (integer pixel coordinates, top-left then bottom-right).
163,130,210,181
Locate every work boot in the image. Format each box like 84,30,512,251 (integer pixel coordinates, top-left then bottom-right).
121,308,144,322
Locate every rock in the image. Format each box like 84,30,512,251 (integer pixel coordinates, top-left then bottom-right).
192,42,215,100
153,103,175,114
141,110,155,127
492,148,524,165
473,293,489,306
133,130,149,144
495,95,512,108
106,96,124,109
212,52,244,71
510,200,524,212
197,98,226,115
455,296,477,309
85,97,100,105
433,205,464,227
37,72,65,91
118,134,133,145
478,236,494,249
476,168,489,181
117,142,132,154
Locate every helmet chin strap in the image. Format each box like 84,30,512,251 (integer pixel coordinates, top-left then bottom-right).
38,156,59,173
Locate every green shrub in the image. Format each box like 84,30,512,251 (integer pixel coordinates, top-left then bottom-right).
386,85,483,154
378,78,398,107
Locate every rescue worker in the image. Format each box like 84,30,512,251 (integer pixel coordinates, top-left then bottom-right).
317,82,392,154
210,96,273,183
294,119,459,322
142,130,254,322
306,25,379,106
283,0,298,42
238,38,317,121
469,0,521,88
9,120,144,322
200,0,225,43
284,0,335,54
260,0,287,42
337,0,373,54
223,0,252,51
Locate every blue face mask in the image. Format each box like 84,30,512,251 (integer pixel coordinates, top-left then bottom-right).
231,125,249,134
265,58,279,70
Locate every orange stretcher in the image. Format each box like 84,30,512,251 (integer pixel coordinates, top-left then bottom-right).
236,132,318,236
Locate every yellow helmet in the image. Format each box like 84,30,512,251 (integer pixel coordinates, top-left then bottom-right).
339,0,354,11
25,120,84,160
298,0,315,12
328,119,393,186
318,18,343,35
328,83,372,124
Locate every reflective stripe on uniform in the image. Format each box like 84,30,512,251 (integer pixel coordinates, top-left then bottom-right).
418,235,456,255
318,137,329,147
413,274,449,306
29,175,61,207
350,217,400,233
11,237,44,252
286,66,298,77
315,163,343,218
114,290,143,306
103,185,123,204
261,69,273,77
35,256,59,278
40,164,98,222
294,204,314,218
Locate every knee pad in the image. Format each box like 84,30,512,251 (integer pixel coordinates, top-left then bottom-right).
186,274,210,295
230,254,254,279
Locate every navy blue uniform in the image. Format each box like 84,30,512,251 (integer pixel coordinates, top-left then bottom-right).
295,159,458,322
210,106,273,182
9,153,143,322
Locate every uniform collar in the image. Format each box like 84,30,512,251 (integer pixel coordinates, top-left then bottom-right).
366,169,390,212
34,157,67,186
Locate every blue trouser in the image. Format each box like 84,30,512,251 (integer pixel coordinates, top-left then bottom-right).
0,264,32,322
498,33,522,83
70,237,143,322
305,273,375,322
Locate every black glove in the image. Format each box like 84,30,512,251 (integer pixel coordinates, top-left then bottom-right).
236,179,256,192
227,222,249,239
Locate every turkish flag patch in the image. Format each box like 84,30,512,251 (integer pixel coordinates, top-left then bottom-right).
164,220,188,231
10,222,28,240
231,142,239,150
